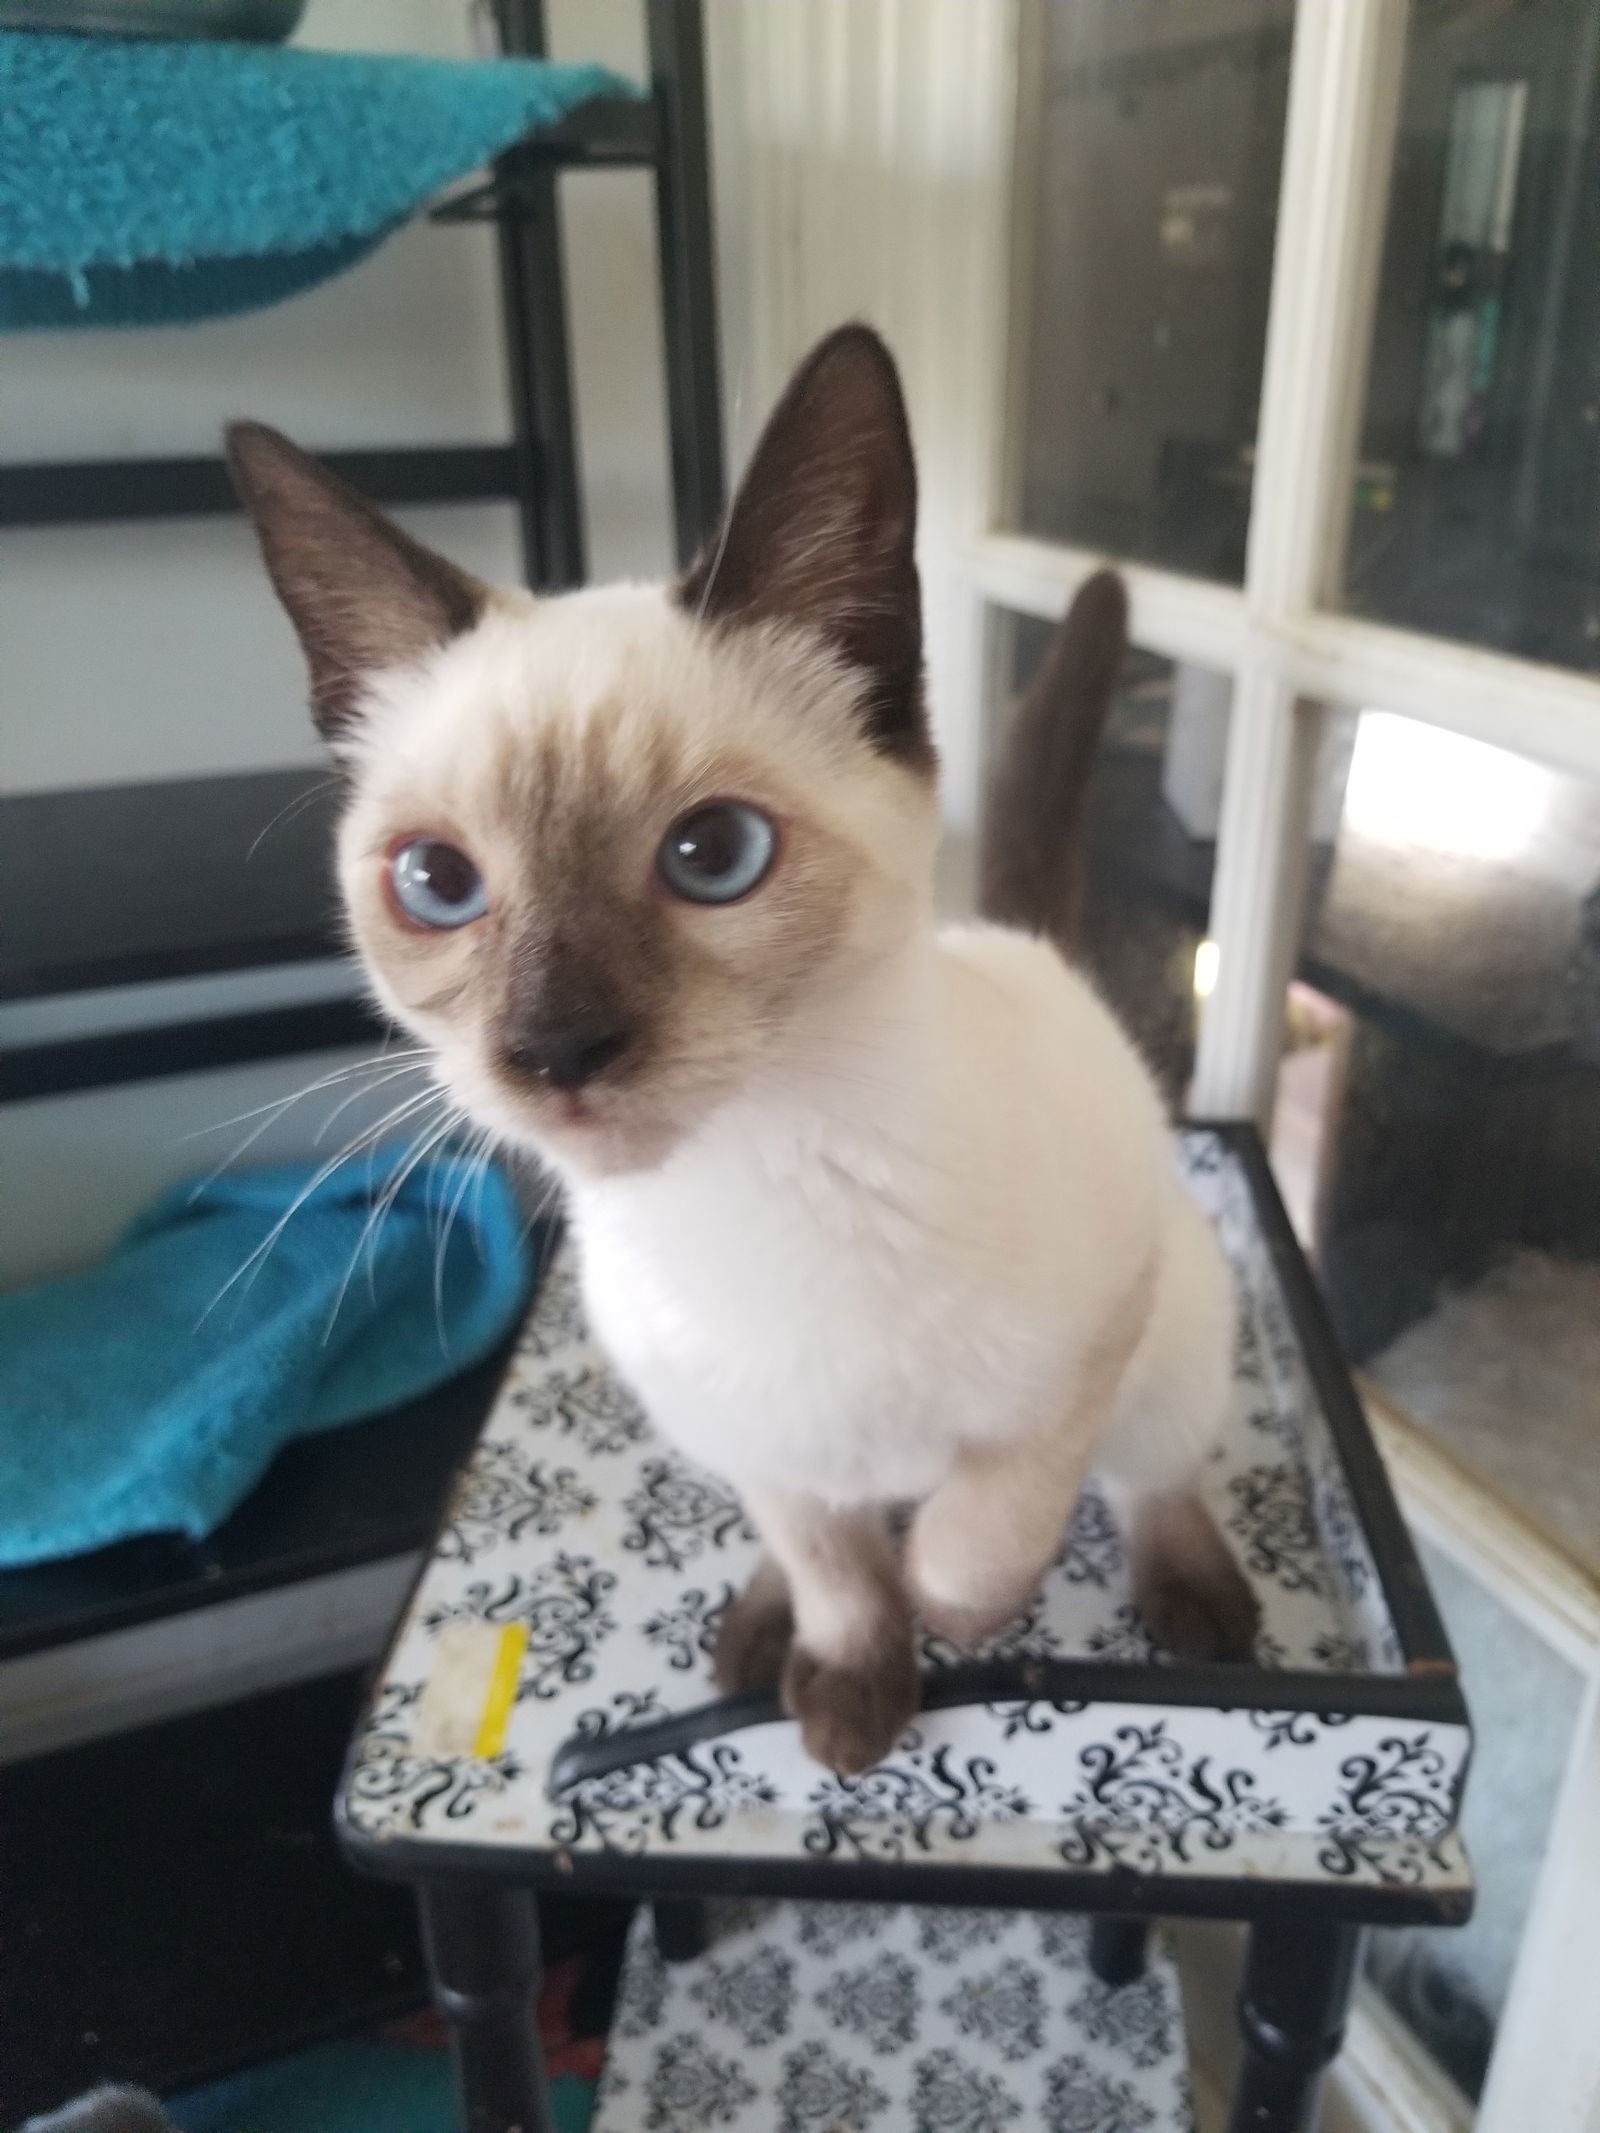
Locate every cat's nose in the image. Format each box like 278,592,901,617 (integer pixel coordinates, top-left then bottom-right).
502,1017,633,1092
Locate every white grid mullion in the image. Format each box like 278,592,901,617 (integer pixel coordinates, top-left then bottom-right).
1192,0,1410,1120
973,533,1248,676
1281,609,1600,783
1191,665,1324,1120
971,533,1600,788
1241,0,1411,618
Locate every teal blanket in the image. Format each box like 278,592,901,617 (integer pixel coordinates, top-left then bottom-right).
0,31,633,327
0,1153,533,1567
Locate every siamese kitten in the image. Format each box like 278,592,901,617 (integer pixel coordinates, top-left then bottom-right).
227,325,1257,1776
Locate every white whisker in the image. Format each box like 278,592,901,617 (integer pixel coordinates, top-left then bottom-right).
181,1049,428,1143
196,1086,446,1329
433,1123,492,1321
245,778,338,862
183,1053,435,1204
311,1057,433,1146
181,1058,420,1203
325,1107,463,1343
467,1125,500,1263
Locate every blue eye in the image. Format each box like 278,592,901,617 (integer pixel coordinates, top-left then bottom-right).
658,803,776,905
388,838,487,929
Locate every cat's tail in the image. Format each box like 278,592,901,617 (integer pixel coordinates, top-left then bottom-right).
978,567,1128,953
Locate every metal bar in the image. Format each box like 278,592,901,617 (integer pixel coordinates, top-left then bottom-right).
647,0,726,566
0,1557,416,1766
1,446,518,529
491,0,586,589
550,1652,1467,1796
652,1897,712,1964
430,97,658,203
343,1814,1472,1929
1229,1919,1363,2133
419,1882,552,2133
1,998,389,1101
1088,1916,1151,1987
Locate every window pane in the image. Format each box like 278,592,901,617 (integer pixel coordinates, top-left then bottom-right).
991,611,1229,1106
1010,0,1294,580
1364,1538,1582,2099
1344,0,1600,670
1266,709,1600,1573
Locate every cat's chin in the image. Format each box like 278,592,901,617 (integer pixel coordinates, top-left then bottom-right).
523,1112,681,1182
467,1084,689,1183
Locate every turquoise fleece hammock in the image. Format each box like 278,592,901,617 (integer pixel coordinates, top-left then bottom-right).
0,1152,535,1567
0,31,635,328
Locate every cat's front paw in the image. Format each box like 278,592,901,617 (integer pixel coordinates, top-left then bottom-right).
1131,1490,1262,1664
1138,1560,1261,1663
781,1637,919,1776
713,1565,795,1694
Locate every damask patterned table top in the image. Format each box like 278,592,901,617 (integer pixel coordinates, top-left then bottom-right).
339,1129,1473,1924
593,1901,1194,2133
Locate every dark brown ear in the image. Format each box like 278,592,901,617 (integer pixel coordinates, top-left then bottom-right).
678,324,929,768
225,422,487,740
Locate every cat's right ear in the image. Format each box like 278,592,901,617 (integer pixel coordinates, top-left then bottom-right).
225,422,487,741
677,324,929,768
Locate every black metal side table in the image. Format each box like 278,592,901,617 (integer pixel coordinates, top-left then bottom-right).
336,1128,1473,2133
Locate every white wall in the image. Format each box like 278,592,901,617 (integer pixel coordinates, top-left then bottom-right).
1,0,672,1283
702,0,1015,847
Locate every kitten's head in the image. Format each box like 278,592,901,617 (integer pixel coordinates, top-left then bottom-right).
228,326,939,1178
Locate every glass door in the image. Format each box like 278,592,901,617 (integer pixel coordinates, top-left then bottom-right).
986,5,1600,2126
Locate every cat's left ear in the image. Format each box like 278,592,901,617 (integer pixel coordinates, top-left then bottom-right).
678,323,929,769
225,422,488,742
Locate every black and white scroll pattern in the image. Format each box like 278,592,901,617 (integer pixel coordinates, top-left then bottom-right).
439,1444,598,1565
419,1553,617,1701
1178,1141,1398,1671
592,1900,1191,2133
342,1132,1469,1896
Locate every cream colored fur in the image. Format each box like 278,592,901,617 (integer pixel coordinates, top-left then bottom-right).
228,333,1248,1778
332,582,1237,1733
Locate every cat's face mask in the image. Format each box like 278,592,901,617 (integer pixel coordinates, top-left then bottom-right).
228,329,940,1178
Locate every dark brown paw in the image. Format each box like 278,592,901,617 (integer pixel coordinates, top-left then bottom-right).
713,1569,795,1694
781,1636,919,1775
1138,1558,1261,1663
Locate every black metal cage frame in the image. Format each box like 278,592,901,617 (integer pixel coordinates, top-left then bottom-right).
0,0,725,1105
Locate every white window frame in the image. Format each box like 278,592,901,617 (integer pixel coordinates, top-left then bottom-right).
966,6,1600,2129
975,0,1600,1121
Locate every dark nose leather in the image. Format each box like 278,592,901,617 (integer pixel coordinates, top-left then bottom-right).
503,1017,632,1092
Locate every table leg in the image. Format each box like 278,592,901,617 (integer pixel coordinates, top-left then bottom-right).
653,1896,712,1963
1228,1919,1361,2133
1088,1915,1150,1985
418,1881,551,2133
